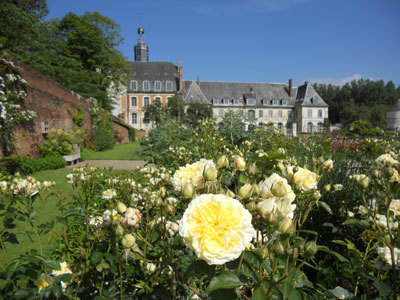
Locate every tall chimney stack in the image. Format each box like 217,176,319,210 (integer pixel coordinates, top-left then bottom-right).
197,76,200,88
178,59,183,93
289,79,293,97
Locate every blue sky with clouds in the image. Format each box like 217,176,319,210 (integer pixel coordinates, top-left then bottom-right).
46,0,400,87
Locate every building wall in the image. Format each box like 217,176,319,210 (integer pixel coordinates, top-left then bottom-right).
112,121,130,144
121,93,174,130
3,59,91,158
387,111,400,130
296,106,328,133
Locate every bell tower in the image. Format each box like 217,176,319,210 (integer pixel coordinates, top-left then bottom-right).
134,26,149,62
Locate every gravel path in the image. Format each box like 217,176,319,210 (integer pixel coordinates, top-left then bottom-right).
63,160,146,170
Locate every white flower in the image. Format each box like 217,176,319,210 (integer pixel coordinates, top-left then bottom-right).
102,189,117,200
122,207,142,227
89,216,103,227
172,159,215,191
376,153,399,166
377,246,400,266
146,263,156,273
329,286,353,299
322,159,334,169
389,199,400,217
179,194,255,265
52,262,72,292
293,167,318,191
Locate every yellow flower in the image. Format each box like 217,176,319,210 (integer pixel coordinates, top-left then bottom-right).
376,153,399,166
179,194,255,265
389,199,400,217
172,159,215,191
293,167,318,191
36,274,51,292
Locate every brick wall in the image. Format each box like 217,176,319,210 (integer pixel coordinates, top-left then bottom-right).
2,59,92,158
112,116,130,144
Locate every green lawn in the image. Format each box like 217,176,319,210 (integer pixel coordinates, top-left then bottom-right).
1,169,74,265
81,141,142,160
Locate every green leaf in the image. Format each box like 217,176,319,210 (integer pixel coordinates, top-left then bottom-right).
318,246,349,263
342,218,371,228
64,209,81,218
4,232,19,245
207,271,246,293
6,261,19,278
55,273,71,283
239,173,248,184
243,251,260,269
13,289,30,299
287,289,303,300
253,286,267,300
45,260,61,270
53,283,62,298
56,216,68,226
317,201,332,214
91,252,103,264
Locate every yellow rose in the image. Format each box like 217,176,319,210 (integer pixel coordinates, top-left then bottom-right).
293,167,318,191
172,159,214,191
36,274,51,292
179,194,255,265
389,199,400,217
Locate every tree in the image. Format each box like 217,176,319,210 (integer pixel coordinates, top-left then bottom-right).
167,96,185,121
218,111,248,145
185,103,213,128
144,102,163,125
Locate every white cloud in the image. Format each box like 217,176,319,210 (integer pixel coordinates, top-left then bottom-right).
310,74,372,86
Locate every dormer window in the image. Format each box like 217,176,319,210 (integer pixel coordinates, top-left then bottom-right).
312,97,318,104
166,81,173,92
261,99,268,105
246,98,256,105
212,98,219,105
154,81,161,91
272,99,278,106
143,80,150,91
281,99,287,106
222,98,230,105
130,80,138,91
233,99,239,105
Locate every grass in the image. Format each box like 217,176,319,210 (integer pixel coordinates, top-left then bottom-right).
1,169,74,265
81,141,142,160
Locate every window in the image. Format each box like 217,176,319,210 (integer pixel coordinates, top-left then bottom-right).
166,81,173,92
155,97,161,105
248,110,255,119
288,111,293,119
131,97,137,107
233,98,239,105
269,110,273,118
143,80,150,91
318,109,323,118
222,98,230,105
131,113,137,124
218,110,224,118
144,97,150,107
317,123,324,133
259,110,263,118
278,123,283,132
281,99,287,106
278,110,282,118
308,109,312,118
258,123,263,128
212,98,219,105
272,99,278,106
312,97,318,104
130,80,137,91
155,81,161,91
307,122,313,133
247,98,256,105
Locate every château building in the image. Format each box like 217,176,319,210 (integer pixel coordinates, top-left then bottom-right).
113,27,328,135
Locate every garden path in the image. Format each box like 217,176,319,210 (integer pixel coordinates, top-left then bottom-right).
63,160,146,170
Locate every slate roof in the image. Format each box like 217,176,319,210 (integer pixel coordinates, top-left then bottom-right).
181,81,209,104
183,81,297,106
128,61,179,92
295,83,329,107
387,99,400,112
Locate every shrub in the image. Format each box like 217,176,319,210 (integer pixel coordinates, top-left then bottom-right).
91,126,115,151
38,128,83,157
0,155,66,175
129,127,136,142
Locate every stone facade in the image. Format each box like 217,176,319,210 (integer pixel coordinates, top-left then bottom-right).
2,59,91,158
386,99,400,131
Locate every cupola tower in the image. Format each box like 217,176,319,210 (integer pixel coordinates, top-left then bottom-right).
134,26,149,62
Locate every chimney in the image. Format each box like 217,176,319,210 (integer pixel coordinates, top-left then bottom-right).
178,59,183,93
289,79,293,97
197,76,200,88
304,81,309,85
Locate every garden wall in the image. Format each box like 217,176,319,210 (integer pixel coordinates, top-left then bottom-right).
1,59,92,158
111,116,131,144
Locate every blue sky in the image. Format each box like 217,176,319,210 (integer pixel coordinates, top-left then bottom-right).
46,0,400,87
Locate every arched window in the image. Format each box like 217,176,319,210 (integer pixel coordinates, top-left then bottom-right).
166,81,173,92
278,110,283,118
154,81,161,91
131,97,137,107
143,80,150,91
307,122,313,133
144,97,150,107
131,113,137,124
155,97,161,105
278,123,283,132
317,123,324,133
233,98,239,105
248,110,255,119
281,99,287,106
130,80,138,91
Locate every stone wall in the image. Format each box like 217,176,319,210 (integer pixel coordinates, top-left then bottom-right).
111,116,130,144
2,59,92,158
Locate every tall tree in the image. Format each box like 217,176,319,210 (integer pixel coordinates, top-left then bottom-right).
185,103,213,128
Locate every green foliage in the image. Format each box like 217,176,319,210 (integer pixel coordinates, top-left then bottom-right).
129,127,136,142
218,110,249,145
185,103,213,128
314,79,400,128
0,154,66,175
38,128,82,157
72,104,85,129
0,156,29,174
347,120,384,137
167,95,185,121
